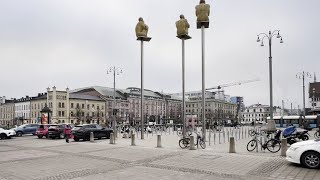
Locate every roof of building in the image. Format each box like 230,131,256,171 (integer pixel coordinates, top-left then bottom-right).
69,93,104,101
71,86,124,99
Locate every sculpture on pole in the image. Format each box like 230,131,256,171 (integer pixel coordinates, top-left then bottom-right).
176,15,190,37
195,0,210,28
135,17,149,38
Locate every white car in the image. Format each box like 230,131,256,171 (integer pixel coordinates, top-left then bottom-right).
286,139,320,169
0,128,16,139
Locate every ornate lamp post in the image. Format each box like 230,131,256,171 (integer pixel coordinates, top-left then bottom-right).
256,30,283,126
107,67,123,134
296,71,312,119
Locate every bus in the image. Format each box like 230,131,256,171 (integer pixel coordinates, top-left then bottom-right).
268,115,320,128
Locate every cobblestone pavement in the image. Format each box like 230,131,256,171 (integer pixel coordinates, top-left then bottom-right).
0,128,319,180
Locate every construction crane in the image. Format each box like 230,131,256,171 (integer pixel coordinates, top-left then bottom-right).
206,78,260,91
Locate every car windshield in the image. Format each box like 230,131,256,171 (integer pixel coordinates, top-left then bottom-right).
18,124,27,128
48,125,58,128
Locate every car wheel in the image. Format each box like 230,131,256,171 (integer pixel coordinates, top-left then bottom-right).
74,138,79,142
301,151,320,169
38,135,43,139
16,131,23,137
0,133,7,140
59,133,65,139
51,137,56,139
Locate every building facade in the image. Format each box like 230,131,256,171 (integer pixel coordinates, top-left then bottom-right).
309,82,320,110
185,97,238,123
0,99,15,125
14,96,32,124
241,104,284,123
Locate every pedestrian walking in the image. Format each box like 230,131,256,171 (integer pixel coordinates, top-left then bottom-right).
64,124,72,143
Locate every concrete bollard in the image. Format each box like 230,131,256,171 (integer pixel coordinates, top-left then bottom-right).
157,135,162,148
110,133,114,144
90,132,94,142
227,130,230,142
218,131,221,144
131,134,136,146
208,129,211,146
229,137,236,153
189,135,196,150
281,138,287,157
213,131,216,145
223,131,225,143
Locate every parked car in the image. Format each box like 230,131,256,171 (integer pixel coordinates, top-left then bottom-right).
286,139,320,169
15,124,39,137
36,124,51,138
0,128,16,139
72,124,113,141
47,124,67,139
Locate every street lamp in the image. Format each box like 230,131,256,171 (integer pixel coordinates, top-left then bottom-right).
107,67,123,134
296,71,312,119
256,30,284,126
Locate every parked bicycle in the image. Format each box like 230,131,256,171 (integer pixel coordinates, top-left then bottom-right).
246,129,281,153
179,132,206,149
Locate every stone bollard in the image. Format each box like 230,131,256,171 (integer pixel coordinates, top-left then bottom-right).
131,134,136,146
281,138,287,157
114,130,118,138
229,137,236,153
189,135,196,150
157,135,162,148
110,133,114,144
213,131,216,145
90,132,94,142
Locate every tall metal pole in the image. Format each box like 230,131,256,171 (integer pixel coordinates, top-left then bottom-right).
140,40,144,139
182,39,186,138
268,31,274,122
302,71,306,119
113,67,116,133
201,26,206,141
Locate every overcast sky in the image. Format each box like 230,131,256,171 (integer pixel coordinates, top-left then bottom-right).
0,0,319,109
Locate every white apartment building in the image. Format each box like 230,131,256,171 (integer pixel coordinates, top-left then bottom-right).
14,96,32,123
241,104,284,123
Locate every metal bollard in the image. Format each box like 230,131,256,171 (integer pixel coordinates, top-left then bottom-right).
157,135,162,148
131,134,136,146
209,129,211,146
245,128,247,138
281,138,287,157
238,129,241,140
218,131,221,144
90,132,94,142
213,130,216,145
110,133,114,144
227,130,230,142
241,127,243,139
229,137,236,153
223,131,225,143
189,135,196,150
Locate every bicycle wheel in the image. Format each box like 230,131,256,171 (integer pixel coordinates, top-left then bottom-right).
247,139,257,152
314,131,320,139
177,130,183,137
248,129,256,137
266,139,281,153
179,138,190,149
199,139,206,149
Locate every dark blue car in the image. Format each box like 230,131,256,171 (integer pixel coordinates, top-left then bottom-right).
15,124,39,137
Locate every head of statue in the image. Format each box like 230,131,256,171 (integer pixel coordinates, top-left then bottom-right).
180,14,185,19
199,0,205,4
138,17,144,22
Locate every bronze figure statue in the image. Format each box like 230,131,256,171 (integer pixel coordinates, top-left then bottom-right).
196,0,210,24
176,15,190,36
135,17,149,38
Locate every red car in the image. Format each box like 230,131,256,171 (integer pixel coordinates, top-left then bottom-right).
36,124,51,138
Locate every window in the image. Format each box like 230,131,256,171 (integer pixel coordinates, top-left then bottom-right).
59,111,62,117
62,111,65,116
77,103,79,108
82,104,84,109
62,103,65,108
71,103,74,108
87,104,90,110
